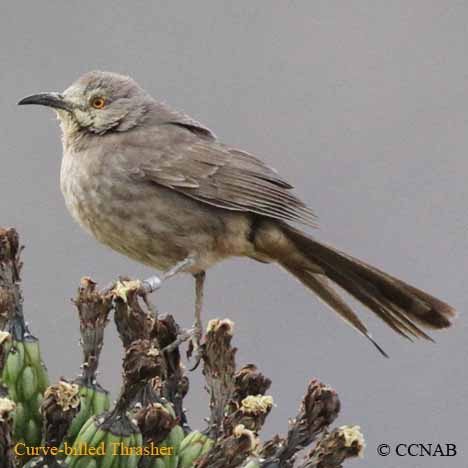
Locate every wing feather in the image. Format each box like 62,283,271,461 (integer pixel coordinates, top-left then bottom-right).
132,123,317,227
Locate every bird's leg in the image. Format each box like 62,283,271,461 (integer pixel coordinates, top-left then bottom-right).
140,255,196,294
194,271,206,344
188,271,206,369
161,328,193,354
99,256,196,296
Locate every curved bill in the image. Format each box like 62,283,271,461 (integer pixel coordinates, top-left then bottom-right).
18,92,73,112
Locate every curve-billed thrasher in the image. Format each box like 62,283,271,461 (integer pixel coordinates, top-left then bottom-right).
18,71,455,357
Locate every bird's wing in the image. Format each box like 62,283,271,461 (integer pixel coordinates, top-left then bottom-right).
132,123,317,227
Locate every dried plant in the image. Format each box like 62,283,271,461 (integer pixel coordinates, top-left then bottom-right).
0,227,365,468
0,396,16,468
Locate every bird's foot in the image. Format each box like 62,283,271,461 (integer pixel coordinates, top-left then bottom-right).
98,276,162,296
187,322,203,371
100,255,195,296
161,327,194,354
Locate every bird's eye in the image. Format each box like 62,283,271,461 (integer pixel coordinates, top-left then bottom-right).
91,97,106,109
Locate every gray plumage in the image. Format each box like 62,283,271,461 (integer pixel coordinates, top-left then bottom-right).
18,71,456,355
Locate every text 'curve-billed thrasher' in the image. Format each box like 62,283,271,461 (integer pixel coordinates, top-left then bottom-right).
18,71,456,358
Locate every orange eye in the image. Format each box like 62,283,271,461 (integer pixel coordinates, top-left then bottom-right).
91,97,106,109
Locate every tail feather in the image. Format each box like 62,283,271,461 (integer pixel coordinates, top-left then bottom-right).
282,265,389,357
328,246,455,329
253,221,456,353
307,253,434,341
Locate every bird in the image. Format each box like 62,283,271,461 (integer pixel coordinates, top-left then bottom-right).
18,71,456,358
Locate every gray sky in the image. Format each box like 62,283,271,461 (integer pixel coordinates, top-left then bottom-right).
1,2,467,466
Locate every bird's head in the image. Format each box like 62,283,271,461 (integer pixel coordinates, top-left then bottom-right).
18,71,151,138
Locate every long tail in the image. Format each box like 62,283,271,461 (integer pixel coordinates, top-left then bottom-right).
253,221,456,356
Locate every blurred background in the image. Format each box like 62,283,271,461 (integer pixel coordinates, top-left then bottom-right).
1,2,467,466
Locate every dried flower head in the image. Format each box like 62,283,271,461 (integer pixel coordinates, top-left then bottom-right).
225,394,274,434
75,277,112,326
113,279,142,303
123,339,163,385
233,424,259,452
241,395,274,414
135,402,176,444
0,331,10,346
337,425,365,457
299,379,341,437
0,228,20,265
231,364,272,406
306,424,366,466
0,398,16,422
260,379,341,465
203,317,237,439
43,380,80,412
112,278,156,347
206,318,234,335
